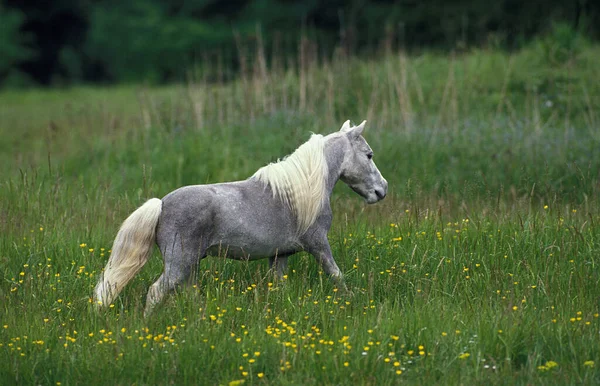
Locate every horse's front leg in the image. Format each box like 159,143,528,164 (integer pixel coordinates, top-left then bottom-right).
307,237,348,292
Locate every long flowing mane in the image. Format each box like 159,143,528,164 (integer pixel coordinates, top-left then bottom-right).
252,134,329,235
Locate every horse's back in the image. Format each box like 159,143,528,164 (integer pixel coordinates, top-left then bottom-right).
156,180,300,260
158,181,249,235
160,180,262,220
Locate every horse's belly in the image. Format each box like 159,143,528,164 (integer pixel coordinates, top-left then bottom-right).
205,241,298,260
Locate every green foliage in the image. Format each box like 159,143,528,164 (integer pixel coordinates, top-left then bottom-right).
532,22,591,65
2,1,600,85
86,1,229,82
0,7,35,86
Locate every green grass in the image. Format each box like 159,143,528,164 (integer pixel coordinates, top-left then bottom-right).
1,45,600,384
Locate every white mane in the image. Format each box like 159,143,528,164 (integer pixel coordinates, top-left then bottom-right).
252,134,329,235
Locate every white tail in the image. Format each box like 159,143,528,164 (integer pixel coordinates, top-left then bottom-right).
94,198,162,307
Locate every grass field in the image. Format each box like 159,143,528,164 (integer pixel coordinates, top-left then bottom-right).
1,42,600,384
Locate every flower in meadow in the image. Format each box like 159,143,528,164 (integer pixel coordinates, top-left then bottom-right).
538,360,558,371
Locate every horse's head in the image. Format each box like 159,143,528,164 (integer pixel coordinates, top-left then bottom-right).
338,120,388,204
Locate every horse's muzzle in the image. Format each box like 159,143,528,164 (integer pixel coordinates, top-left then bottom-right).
376,178,388,200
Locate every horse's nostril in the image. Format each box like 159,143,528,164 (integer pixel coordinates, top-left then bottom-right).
375,189,386,199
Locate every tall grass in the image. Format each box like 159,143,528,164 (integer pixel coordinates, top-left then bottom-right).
2,39,599,203
1,39,599,384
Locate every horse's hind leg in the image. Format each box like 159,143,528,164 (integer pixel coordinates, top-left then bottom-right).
269,255,289,279
145,272,179,317
144,233,206,317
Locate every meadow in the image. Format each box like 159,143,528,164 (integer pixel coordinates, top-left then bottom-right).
1,40,600,384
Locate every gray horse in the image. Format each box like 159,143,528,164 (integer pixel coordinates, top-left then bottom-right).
94,120,387,316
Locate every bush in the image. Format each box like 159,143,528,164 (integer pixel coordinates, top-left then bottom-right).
534,22,590,65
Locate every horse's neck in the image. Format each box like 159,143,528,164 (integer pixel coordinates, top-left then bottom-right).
324,136,346,196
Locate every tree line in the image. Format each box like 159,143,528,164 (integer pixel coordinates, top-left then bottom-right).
1,0,598,87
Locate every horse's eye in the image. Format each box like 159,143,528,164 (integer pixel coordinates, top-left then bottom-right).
367,153,373,160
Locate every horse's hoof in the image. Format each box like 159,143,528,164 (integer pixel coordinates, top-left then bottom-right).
338,285,354,297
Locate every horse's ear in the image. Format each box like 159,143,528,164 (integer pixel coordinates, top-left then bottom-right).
340,120,352,132
350,120,366,137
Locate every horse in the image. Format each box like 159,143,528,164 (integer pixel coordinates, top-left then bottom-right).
94,120,388,316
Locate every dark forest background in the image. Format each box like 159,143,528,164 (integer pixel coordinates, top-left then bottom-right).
1,0,599,87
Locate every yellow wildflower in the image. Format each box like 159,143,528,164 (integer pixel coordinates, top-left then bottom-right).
584,360,594,368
